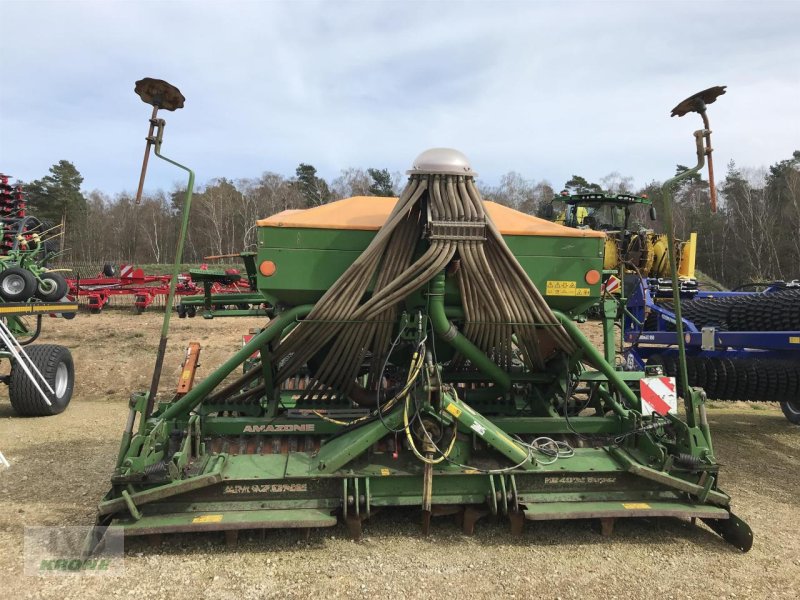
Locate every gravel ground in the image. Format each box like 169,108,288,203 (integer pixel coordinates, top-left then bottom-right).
0,311,798,599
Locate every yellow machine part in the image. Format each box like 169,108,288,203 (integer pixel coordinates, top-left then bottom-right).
603,231,655,276
651,234,670,277
622,232,656,275
639,234,656,275
649,232,696,279
603,237,619,271
678,232,697,279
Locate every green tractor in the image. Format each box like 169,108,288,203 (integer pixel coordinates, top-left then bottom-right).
545,192,697,281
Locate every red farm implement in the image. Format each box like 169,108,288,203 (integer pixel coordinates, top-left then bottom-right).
67,264,251,314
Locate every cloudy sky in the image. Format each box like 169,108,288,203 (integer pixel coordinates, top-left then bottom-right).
1,0,798,196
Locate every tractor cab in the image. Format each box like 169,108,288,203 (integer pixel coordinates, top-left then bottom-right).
546,192,679,280
551,192,656,232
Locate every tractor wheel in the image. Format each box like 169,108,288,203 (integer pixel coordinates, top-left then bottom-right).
133,295,147,314
35,272,68,301
9,344,74,416
187,305,197,318
780,400,800,425
177,304,187,318
0,267,37,301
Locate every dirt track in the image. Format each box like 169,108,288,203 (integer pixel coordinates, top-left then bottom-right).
0,311,798,599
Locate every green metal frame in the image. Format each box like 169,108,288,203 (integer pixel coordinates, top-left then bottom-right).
93,125,751,553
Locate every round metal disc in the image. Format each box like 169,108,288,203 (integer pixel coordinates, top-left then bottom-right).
407,148,477,176
134,78,185,111
670,85,726,117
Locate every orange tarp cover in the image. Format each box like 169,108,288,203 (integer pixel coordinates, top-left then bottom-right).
257,196,605,239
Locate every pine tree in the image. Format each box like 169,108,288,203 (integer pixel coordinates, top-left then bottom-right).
292,164,331,207
563,175,602,194
367,168,395,197
25,160,87,224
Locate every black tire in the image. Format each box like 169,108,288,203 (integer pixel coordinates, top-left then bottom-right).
691,356,711,394
646,354,667,374
177,304,187,318
132,296,145,315
9,344,74,416
702,358,720,399
33,219,60,257
719,358,739,400
0,267,37,301
35,272,68,301
781,400,800,425
686,356,702,389
708,359,726,400
187,305,196,318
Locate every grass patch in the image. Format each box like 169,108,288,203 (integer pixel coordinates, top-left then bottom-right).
135,263,243,275
695,269,727,291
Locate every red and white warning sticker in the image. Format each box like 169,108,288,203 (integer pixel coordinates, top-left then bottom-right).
602,275,621,295
640,376,677,416
242,334,261,359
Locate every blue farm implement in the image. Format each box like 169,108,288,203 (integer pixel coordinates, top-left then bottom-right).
624,278,800,424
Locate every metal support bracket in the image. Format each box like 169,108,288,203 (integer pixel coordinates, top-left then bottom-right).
441,390,534,469
701,327,716,351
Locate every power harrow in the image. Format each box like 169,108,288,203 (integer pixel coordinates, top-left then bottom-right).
89,80,753,552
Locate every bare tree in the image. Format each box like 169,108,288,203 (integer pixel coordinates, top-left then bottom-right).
331,168,372,199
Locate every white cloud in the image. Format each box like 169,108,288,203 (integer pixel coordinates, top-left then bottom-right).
1,0,797,195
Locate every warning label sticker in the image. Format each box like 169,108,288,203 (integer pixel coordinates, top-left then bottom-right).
622,502,651,509
640,376,677,416
445,403,462,418
546,280,590,296
470,422,486,436
192,514,223,523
